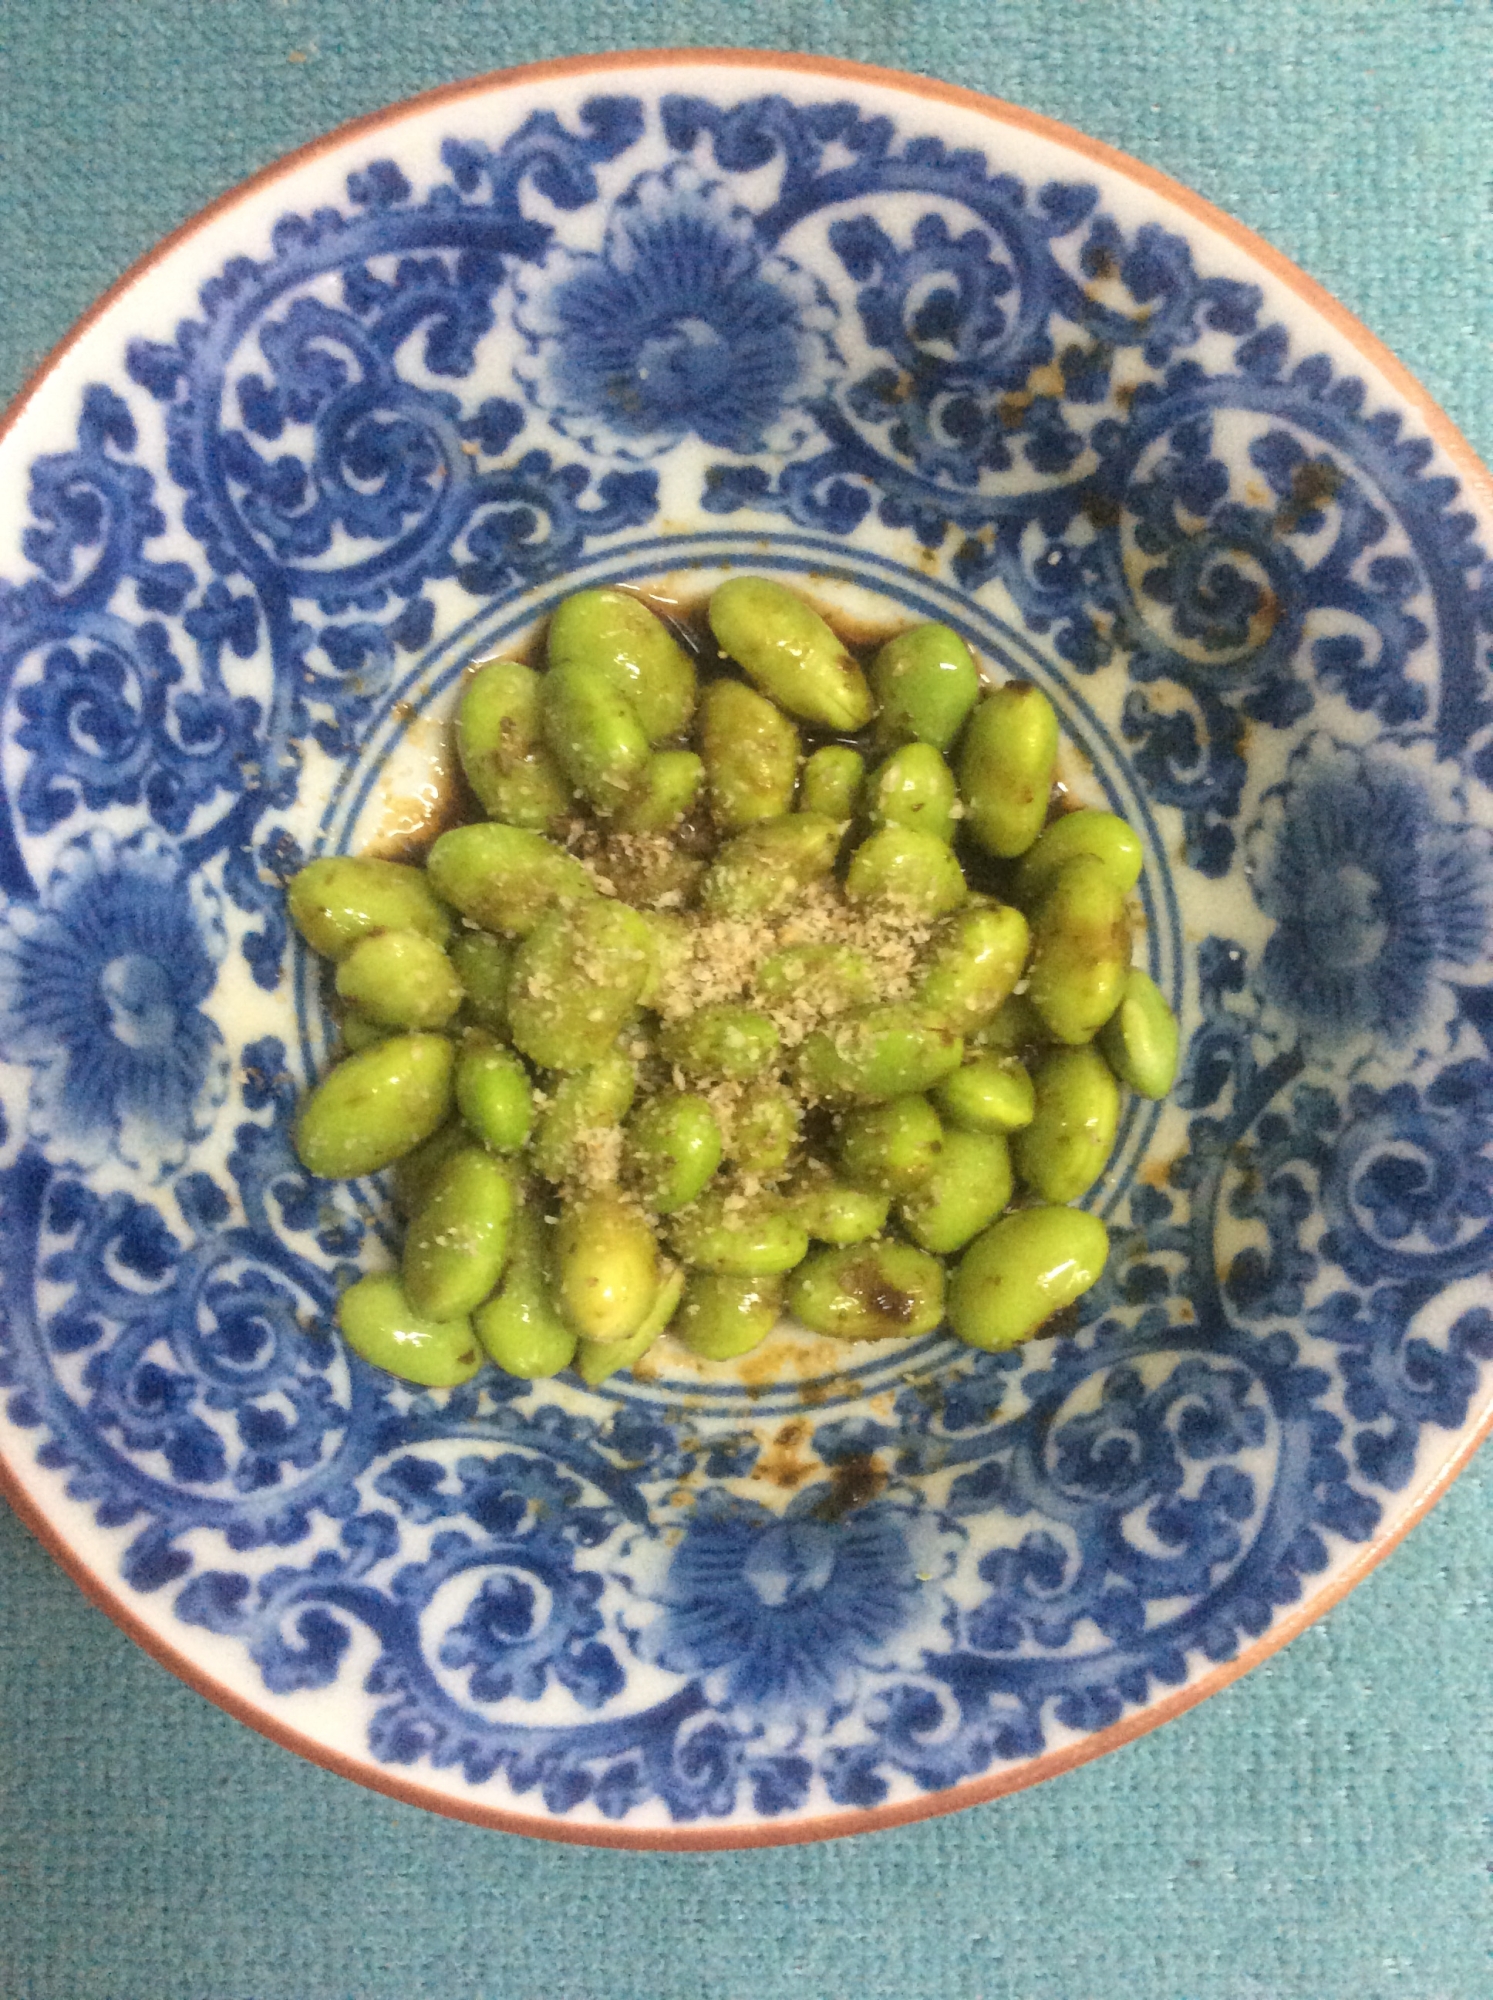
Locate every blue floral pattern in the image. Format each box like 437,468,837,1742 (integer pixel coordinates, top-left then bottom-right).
1,73,1492,1838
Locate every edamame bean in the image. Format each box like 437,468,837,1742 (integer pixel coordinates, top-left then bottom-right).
426,824,592,937
864,743,959,844
972,991,1051,1054
615,750,705,834
659,1005,780,1082
546,588,697,743
837,1094,944,1194
1014,808,1144,907
553,1192,661,1344
507,900,654,1070
575,1262,684,1384
699,680,799,831
295,1034,455,1178
337,1271,483,1387
948,1206,1108,1350
531,1051,637,1184
667,1191,809,1275
786,1241,945,1341
898,1129,1012,1254
934,1054,1036,1134
781,1168,890,1245
334,929,463,1030
1012,1044,1121,1203
340,1009,390,1053
449,931,514,1031
636,908,692,1007
540,661,652,813
1097,968,1180,1099
796,1004,964,1103
456,658,571,828
916,905,1030,1033
288,856,453,960
699,814,844,919
391,1120,469,1220
675,1272,783,1360
455,1031,536,1153
1027,855,1131,1045
708,576,874,730
844,826,966,918
727,1082,800,1175
869,622,980,752
624,1092,723,1213
958,682,1060,858
473,1201,578,1379
800,744,865,819
754,942,877,1017
403,1148,515,1320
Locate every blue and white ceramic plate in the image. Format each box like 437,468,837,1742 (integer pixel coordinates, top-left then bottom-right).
3,51,1492,1848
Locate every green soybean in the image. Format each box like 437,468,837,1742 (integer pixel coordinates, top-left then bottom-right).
449,930,514,1031
675,1271,783,1360
699,680,799,831
916,905,1030,1033
869,621,980,753
575,1262,684,1384
898,1129,1012,1254
727,1082,800,1175
402,1148,514,1320
455,1032,536,1153
636,908,693,1007
1014,808,1144,907
797,1004,964,1104
473,1202,577,1379
787,1241,946,1341
546,588,697,743
507,900,654,1070
1013,1044,1121,1203
336,1272,483,1387
837,1093,944,1195
624,1092,723,1214
288,856,453,961
845,825,966,918
800,744,865,820
532,1051,637,1184
948,1206,1109,1351
934,1054,1036,1134
667,1190,809,1275
426,823,592,938
456,657,571,828
700,813,844,919
781,1169,890,1246
340,1009,391,1053
1027,855,1131,1045
615,750,705,834
864,742,960,844
334,929,463,1030
391,1120,469,1220
708,576,874,731
755,942,877,1017
1098,968,1180,1100
295,1034,455,1178
554,1192,661,1344
972,991,1051,1055
659,1005,780,1082
958,681,1060,858
540,661,652,813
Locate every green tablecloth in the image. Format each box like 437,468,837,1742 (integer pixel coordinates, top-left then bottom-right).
2,5,1490,1995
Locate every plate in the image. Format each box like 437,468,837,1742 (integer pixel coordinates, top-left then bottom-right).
2,50,1491,1849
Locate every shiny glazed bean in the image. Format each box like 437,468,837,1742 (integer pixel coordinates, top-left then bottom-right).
540,660,652,813
295,1034,455,1179
1098,968,1180,1099
532,1051,637,1184
334,929,463,1031
288,856,453,961
507,900,653,1070
575,1262,684,1384
844,825,967,918
449,931,513,1032
781,1169,890,1246
456,658,571,828
391,1120,469,1221
624,1092,723,1214
1013,1045,1121,1203
958,682,1060,858
796,1005,964,1104
473,1202,578,1379
402,1148,515,1320
337,1272,483,1386
546,587,697,744
948,1206,1109,1350
837,1093,944,1195
898,1129,1012,1254
667,1190,809,1275
972,991,1052,1054
425,823,592,937
615,750,705,834
869,622,980,753
934,1054,1036,1134
1027,855,1131,1045
1014,808,1145,907
916,904,1030,1033
455,1032,536,1153
708,576,874,730
553,1192,660,1344
340,1009,390,1053
699,680,800,831
799,744,865,819
864,742,960,844
787,1240,946,1341
699,813,844,918
675,1271,783,1360
659,1005,781,1081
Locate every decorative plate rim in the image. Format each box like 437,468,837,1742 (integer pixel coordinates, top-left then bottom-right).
3,45,1491,1851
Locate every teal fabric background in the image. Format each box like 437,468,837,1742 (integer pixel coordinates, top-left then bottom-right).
1,4,1490,1995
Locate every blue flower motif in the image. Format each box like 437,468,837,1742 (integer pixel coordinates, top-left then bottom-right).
0,829,226,1172
514,164,838,459
1246,734,1492,1047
